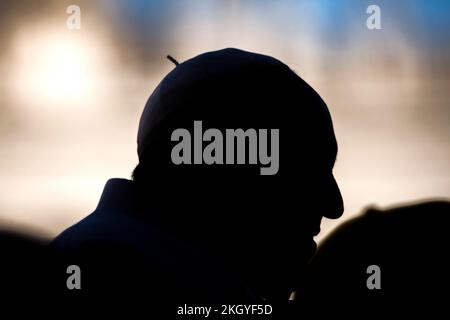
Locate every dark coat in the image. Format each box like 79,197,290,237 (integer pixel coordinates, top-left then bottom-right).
50,178,255,304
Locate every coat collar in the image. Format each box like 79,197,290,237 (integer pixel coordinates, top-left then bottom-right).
95,178,139,214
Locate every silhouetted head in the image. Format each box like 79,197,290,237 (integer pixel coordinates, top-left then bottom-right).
133,48,343,300
299,201,450,316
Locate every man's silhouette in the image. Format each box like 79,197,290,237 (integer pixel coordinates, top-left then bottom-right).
50,48,343,304
298,200,450,317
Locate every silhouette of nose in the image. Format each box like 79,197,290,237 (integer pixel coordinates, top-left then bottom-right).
322,175,344,219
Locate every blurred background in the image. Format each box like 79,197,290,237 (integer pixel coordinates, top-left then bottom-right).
0,0,449,242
